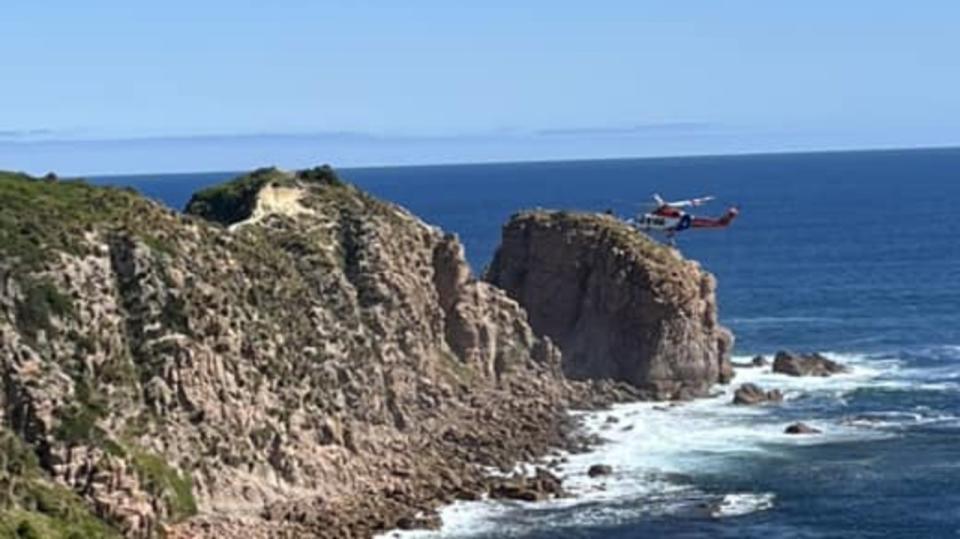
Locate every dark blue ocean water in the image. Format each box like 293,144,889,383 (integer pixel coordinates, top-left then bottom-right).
91,148,960,538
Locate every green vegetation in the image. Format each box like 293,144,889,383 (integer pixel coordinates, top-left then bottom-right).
184,164,350,226
437,350,480,386
14,278,74,339
0,430,120,539
295,164,344,187
522,209,671,262
53,379,108,447
141,233,177,257
183,166,292,225
0,171,145,271
127,450,197,521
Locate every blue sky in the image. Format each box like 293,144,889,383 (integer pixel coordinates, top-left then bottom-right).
2,1,959,174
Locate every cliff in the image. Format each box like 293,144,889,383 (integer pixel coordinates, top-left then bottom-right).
0,168,585,537
486,210,734,399
0,169,733,538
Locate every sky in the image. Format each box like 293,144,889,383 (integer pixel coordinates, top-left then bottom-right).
2,1,960,175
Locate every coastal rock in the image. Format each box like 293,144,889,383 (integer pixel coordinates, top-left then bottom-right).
773,351,848,377
0,168,607,538
732,383,783,405
784,422,822,435
487,468,565,501
486,210,734,399
587,464,613,478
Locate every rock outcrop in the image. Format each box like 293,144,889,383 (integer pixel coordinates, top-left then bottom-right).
772,351,848,377
587,464,613,478
486,468,565,502
486,211,734,399
0,168,607,538
732,383,783,405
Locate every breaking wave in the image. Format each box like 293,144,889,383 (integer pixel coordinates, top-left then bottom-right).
379,348,959,538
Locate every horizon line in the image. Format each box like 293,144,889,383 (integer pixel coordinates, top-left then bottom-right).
76,143,960,179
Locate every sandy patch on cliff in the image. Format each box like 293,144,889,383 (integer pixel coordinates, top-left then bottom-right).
229,183,310,230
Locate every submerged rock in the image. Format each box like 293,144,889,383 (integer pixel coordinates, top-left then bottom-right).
587,464,613,478
784,422,822,435
732,383,783,405
486,210,734,400
773,351,848,377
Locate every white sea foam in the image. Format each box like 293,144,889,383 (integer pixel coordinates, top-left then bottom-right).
378,351,940,538
710,493,776,518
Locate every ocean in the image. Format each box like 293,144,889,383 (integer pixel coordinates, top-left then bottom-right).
91,148,960,538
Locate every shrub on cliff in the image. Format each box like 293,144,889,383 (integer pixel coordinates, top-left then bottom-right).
296,164,343,186
184,167,287,225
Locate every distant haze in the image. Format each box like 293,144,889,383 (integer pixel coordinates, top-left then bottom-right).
3,2,960,175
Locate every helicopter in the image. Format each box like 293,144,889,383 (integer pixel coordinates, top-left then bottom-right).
628,194,739,241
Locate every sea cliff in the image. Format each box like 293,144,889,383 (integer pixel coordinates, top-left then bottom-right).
486,210,734,399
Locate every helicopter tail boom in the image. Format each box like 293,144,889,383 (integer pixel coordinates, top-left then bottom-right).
690,206,739,228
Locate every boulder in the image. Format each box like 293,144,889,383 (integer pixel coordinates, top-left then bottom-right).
587,464,613,478
773,351,848,377
732,383,783,405
487,468,565,501
784,422,821,435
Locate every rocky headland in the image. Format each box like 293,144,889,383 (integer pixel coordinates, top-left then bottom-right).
0,167,733,537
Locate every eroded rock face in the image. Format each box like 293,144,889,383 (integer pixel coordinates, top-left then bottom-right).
0,169,585,537
486,211,734,400
773,351,848,377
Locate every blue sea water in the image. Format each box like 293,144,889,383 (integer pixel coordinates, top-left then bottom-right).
91,148,960,538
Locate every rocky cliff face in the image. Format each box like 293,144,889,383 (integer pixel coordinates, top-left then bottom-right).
486,210,734,400
0,168,584,537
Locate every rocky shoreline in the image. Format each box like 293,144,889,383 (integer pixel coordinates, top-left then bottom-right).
380,348,854,538
172,382,631,538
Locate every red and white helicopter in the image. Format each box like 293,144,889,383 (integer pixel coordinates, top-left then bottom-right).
629,194,739,242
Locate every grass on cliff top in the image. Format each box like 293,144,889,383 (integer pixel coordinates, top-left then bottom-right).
0,430,121,539
0,171,183,337
0,171,167,269
184,164,345,225
515,209,675,262
0,171,127,337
